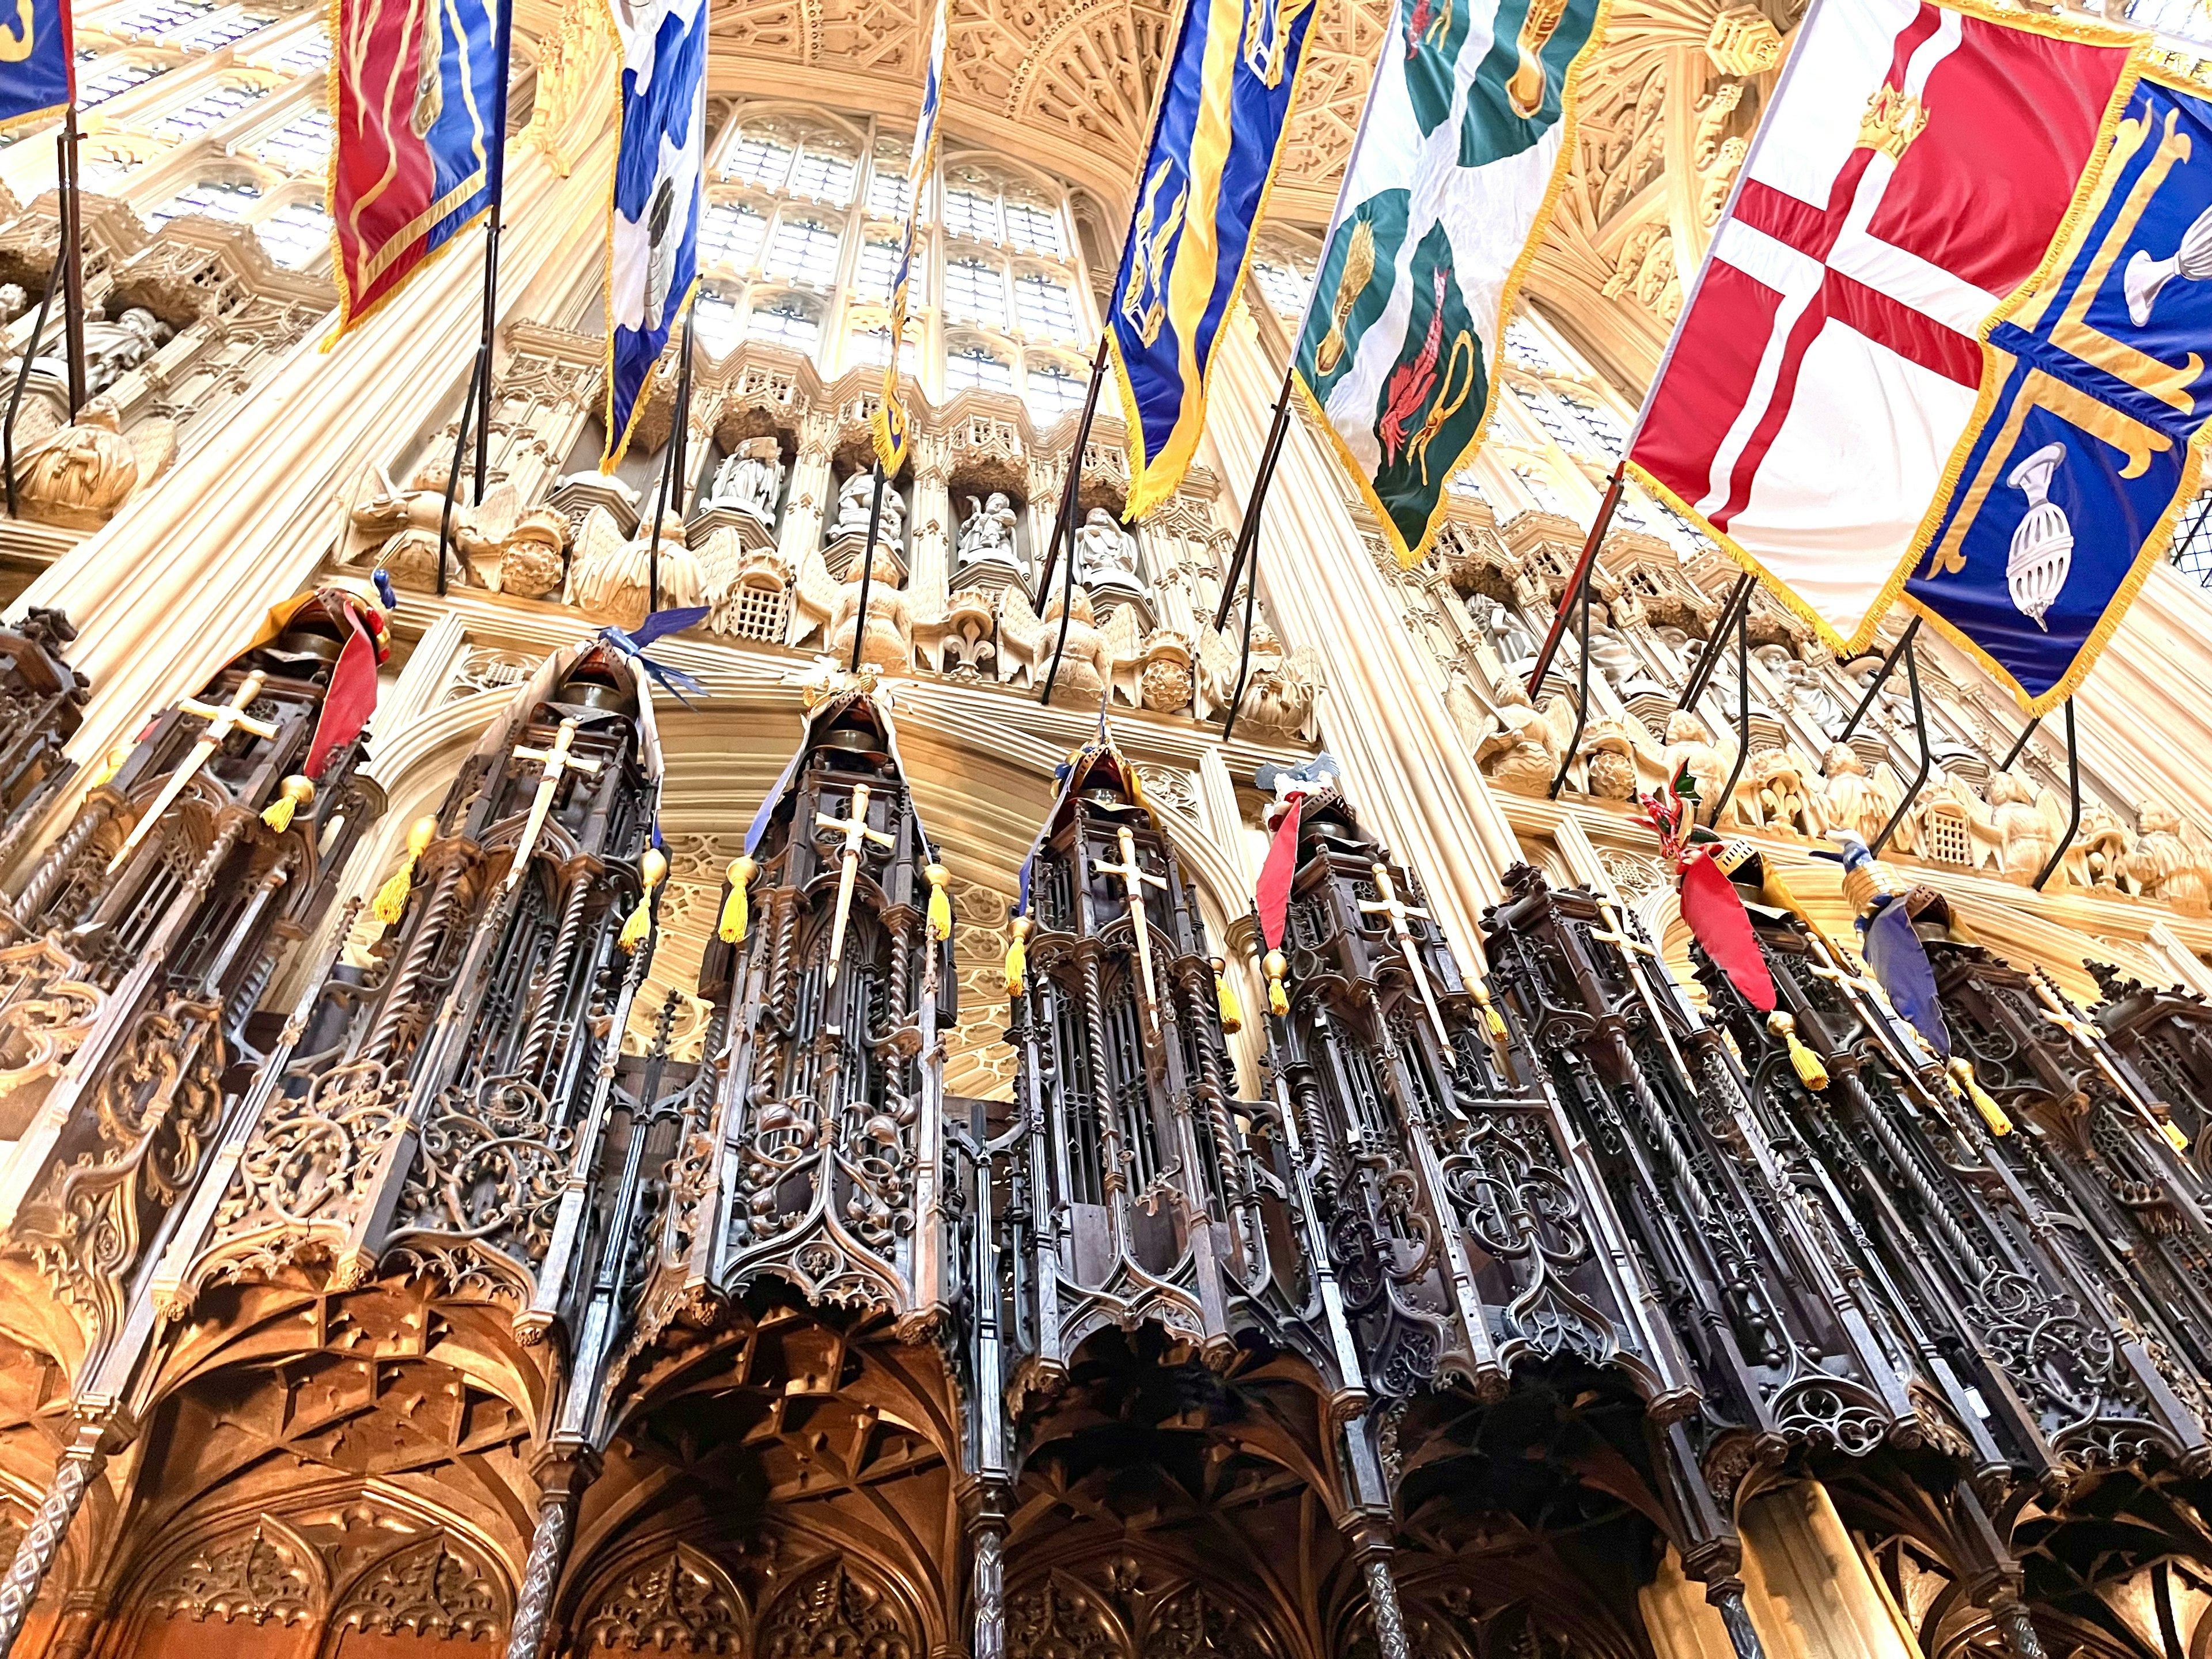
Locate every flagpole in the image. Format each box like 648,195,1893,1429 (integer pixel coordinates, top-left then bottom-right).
470,0,518,501
3,243,65,517
1525,468,1622,698
849,464,890,675
1037,338,1111,706
58,108,85,419
646,306,698,618
1211,364,1295,634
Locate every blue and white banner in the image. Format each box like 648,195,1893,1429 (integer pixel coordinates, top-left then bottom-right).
601,0,708,465
0,0,74,133
1907,72,2212,713
870,0,945,478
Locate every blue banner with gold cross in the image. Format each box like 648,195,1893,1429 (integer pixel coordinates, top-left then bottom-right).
1906,73,2212,715
1107,0,1318,520
0,0,74,134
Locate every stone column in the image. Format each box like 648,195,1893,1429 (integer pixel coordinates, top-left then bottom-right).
1349,1530,1410,1659
1200,309,1523,958
779,410,835,571
1736,1481,1918,1659
970,1521,1006,1659
911,433,955,615
0,1422,109,1658
504,1452,596,1659
16,47,619,794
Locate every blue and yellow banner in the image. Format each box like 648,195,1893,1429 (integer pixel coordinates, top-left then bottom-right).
1907,73,2212,714
869,0,946,478
0,0,74,134
1108,0,1319,519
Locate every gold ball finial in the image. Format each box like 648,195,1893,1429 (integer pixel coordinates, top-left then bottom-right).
406,815,439,855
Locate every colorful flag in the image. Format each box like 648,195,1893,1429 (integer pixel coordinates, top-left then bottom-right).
869,0,946,478
1905,73,2212,712
1626,0,2141,657
0,0,73,133
1292,0,1608,566
328,0,501,340
1108,0,1321,519
601,0,707,464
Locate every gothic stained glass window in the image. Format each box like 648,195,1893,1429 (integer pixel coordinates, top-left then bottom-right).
945,258,1005,329
856,239,914,301
146,176,262,226
172,9,271,48
1251,257,1311,319
251,108,331,169
264,29,329,70
943,186,999,245
1002,197,1062,255
154,79,269,137
110,0,212,33
724,132,795,188
946,342,1013,393
698,202,768,271
748,297,822,351
1013,273,1076,340
867,150,912,219
694,287,745,356
765,216,841,286
256,199,330,269
787,144,857,204
78,60,166,106
1026,361,1085,418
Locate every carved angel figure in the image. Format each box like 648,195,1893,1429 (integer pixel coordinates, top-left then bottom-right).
567,504,704,631
1075,507,1143,599
998,582,1139,705
2125,798,2212,913
830,468,907,549
350,463,567,597
1661,710,1732,810
1475,679,1576,796
10,397,174,531
823,554,918,673
1980,769,2071,885
1196,622,1322,736
956,491,1022,577
1812,743,1904,846
2067,801,2134,892
702,435,783,524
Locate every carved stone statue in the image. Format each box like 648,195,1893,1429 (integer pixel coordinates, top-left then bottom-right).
569,504,704,631
2069,801,2134,891
998,582,1139,705
350,462,567,597
1196,622,1323,737
830,467,907,550
0,284,23,327
1813,743,1904,846
1465,593,1537,669
1757,645,1851,737
1075,507,1143,600
702,436,783,525
1581,718,1639,800
956,491,1022,578
1660,710,1730,809
1475,679,1575,796
2125,798,2212,913
1739,746,1819,837
827,554,918,674
83,306,173,394
1979,770,2070,885
11,397,175,530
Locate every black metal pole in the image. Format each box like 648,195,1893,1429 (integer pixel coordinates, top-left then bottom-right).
1528,469,1623,698
1031,338,1110,613
58,112,85,420
471,0,518,499
1212,365,1296,633
849,463,889,675
1835,616,1920,745
1675,571,1752,715
1707,599,1752,828
1038,484,1082,706
434,365,482,597
645,307,697,618
3,245,65,518
2032,700,2081,892
1219,533,1262,745
1998,713,2043,773
1547,550,1596,800
1869,638,1930,858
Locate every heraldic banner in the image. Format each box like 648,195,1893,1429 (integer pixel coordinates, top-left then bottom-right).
1108,0,1320,519
1625,0,2140,656
329,0,501,340
870,0,946,478
1906,73,2212,712
0,0,73,133
1291,0,1608,567
602,0,707,463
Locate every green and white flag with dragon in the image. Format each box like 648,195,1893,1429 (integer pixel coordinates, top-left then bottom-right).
1293,0,1609,566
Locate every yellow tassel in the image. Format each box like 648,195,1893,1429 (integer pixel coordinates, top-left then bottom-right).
260,774,315,834
1950,1058,2012,1137
1264,948,1289,1018
1472,981,1508,1041
718,855,757,945
2162,1117,2191,1153
926,863,953,942
1768,1011,1828,1091
374,815,439,926
1005,915,1031,998
86,742,132,791
620,846,669,956
1211,957,1243,1033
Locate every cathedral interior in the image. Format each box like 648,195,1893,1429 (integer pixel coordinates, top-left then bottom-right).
8,1,2212,1657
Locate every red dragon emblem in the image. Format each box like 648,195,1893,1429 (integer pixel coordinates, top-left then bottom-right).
1380,267,1449,467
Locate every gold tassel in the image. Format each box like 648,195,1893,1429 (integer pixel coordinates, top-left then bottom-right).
1264,948,1289,1018
926,862,953,942
1472,980,1508,1041
1005,915,1031,998
260,774,315,834
374,816,439,925
1211,956,1243,1033
86,742,132,791
1767,1010,1828,1091
620,846,668,955
718,855,757,945
1950,1057,2012,1136
2161,1116,2191,1153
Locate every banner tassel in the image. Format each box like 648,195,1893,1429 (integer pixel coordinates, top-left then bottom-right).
1264,948,1289,1018
620,845,668,955
1212,956,1243,1033
261,775,315,834
374,816,439,925
1950,1057,2012,1136
1005,915,1031,998
718,855,757,945
926,862,953,942
1767,1010,1828,1091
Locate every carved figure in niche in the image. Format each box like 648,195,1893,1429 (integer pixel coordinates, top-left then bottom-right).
1756,643,1851,736
1196,620,1323,736
2126,797,2212,913
10,396,174,530
1660,709,1732,810
702,435,783,524
827,554,918,673
569,503,704,630
1465,592,1537,669
999,582,1139,704
0,285,23,326
1813,743,1904,845
831,467,908,550
1582,717,1640,799
1075,506,1143,599
83,306,173,393
1474,677,1575,796
957,491,1022,577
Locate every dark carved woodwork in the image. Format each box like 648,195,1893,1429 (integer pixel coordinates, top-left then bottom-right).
0,607,88,880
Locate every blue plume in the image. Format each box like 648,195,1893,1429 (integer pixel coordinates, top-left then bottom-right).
599,622,708,708
372,567,397,611
632,605,711,647
1861,897,1949,1058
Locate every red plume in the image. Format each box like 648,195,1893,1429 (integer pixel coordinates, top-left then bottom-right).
1255,796,1304,951
1678,849,1774,1013
302,604,379,780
